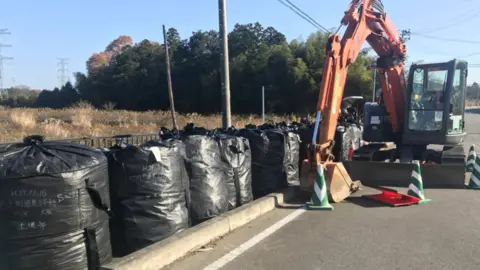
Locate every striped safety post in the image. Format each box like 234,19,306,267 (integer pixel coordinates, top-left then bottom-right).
407,160,431,204
307,164,333,210
467,155,480,189
466,145,476,173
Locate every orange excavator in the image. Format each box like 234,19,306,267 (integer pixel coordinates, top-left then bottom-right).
300,0,468,201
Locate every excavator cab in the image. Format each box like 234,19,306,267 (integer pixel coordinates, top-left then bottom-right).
403,59,468,148
347,60,469,188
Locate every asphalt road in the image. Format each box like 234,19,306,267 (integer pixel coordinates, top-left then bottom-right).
165,110,480,270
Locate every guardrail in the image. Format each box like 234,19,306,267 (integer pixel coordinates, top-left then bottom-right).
0,133,160,148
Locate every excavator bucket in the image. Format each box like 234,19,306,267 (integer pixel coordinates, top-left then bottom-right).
300,160,361,203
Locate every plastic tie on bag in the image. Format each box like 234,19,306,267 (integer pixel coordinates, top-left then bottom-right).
23,135,45,145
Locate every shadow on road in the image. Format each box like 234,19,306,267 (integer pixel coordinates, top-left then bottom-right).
277,192,308,209
345,196,390,208
275,188,391,209
277,196,390,209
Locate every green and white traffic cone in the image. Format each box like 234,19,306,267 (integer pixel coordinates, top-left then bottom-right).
407,160,431,204
466,145,476,173
307,164,334,211
467,155,480,189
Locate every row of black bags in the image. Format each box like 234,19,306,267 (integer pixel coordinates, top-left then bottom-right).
99,123,305,257
0,122,306,269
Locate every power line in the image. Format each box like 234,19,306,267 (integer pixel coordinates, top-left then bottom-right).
415,7,480,34
275,0,324,31
282,0,330,33
57,58,69,87
275,0,330,33
410,32,480,44
457,53,480,58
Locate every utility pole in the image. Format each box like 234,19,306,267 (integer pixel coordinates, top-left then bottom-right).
218,0,231,128
0,28,13,97
57,58,69,87
162,24,178,130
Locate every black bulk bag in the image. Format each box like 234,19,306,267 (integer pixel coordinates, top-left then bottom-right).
0,135,112,270
183,134,229,225
236,128,288,198
283,131,301,187
269,124,302,187
217,134,253,207
289,122,315,174
333,124,362,161
105,139,190,257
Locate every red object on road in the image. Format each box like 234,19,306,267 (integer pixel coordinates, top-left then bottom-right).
362,186,420,207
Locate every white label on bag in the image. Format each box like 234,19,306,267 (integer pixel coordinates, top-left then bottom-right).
370,116,380,124
149,147,161,162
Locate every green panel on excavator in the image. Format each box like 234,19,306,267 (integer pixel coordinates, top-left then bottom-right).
343,161,466,189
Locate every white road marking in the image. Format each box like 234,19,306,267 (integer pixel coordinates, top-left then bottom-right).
202,206,307,270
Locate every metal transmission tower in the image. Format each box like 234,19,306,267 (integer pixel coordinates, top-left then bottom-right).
57,58,69,87
0,28,13,97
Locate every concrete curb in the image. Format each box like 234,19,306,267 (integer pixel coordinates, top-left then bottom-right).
101,187,298,270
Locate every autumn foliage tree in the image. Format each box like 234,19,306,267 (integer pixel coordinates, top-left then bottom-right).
105,35,133,56
86,52,111,74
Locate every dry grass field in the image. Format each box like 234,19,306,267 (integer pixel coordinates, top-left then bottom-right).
466,99,480,107
2,99,479,143
0,102,299,143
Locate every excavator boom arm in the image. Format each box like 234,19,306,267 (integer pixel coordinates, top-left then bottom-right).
315,0,407,161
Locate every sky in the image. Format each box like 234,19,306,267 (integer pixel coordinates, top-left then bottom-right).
1,0,480,90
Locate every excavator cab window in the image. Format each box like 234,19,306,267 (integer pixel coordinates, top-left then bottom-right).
408,67,448,131
405,59,467,142
448,67,467,134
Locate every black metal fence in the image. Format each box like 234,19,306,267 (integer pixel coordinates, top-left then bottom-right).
0,134,160,148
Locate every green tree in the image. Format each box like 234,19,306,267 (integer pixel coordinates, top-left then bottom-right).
467,82,480,99
167,28,181,54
